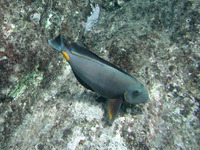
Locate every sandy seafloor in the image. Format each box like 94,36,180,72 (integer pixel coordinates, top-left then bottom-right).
0,0,199,149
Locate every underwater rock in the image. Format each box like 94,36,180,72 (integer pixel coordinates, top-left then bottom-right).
0,0,199,149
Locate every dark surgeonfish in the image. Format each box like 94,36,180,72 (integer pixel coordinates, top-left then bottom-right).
48,35,149,125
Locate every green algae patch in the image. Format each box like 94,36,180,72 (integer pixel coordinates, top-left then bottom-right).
171,29,188,42
8,65,43,100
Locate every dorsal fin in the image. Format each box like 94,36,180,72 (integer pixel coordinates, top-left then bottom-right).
69,43,131,76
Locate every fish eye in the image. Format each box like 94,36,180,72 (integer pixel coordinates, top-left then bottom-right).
133,90,140,95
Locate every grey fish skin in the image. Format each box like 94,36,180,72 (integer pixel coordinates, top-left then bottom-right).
48,35,149,124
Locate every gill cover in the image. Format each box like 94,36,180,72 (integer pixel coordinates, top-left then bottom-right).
124,87,149,104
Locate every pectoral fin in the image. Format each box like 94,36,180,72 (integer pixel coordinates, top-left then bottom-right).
107,98,123,125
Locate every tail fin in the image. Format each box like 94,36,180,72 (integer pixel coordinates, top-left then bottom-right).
48,34,64,52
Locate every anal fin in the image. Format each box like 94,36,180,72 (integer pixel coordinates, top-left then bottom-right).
72,69,94,92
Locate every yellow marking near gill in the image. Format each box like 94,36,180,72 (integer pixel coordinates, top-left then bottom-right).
124,91,128,102
62,51,70,61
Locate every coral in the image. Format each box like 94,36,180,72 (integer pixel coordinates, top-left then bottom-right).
8,65,43,100
84,4,100,34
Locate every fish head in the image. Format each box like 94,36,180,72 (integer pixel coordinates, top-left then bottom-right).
124,83,149,104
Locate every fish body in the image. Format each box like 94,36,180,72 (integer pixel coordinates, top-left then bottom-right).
69,44,140,99
48,35,149,124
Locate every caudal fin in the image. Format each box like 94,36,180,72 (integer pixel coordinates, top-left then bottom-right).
48,34,64,52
